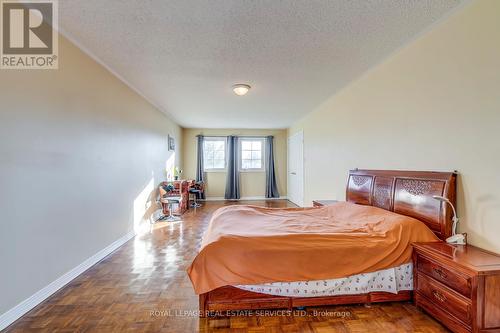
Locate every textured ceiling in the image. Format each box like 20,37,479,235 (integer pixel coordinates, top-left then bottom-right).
59,0,465,129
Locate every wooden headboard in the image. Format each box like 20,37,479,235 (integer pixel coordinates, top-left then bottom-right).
346,169,457,241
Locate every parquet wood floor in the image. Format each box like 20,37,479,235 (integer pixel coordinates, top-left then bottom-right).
4,200,449,332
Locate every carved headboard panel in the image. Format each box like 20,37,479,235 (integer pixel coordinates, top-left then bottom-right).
346,169,457,240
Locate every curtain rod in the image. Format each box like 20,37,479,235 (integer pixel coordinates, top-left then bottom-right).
197,135,272,138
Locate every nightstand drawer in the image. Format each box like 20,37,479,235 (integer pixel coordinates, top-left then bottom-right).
417,273,471,324
416,254,471,297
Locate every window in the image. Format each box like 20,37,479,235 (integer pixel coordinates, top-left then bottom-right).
203,138,226,170
240,138,264,171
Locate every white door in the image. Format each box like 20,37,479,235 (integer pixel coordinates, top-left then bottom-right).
288,131,304,207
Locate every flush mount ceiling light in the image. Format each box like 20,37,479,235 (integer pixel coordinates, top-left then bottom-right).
232,84,251,96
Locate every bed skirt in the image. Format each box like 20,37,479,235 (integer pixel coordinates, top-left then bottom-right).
234,263,413,297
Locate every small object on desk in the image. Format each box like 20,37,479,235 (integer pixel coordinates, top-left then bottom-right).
164,183,175,192
174,167,183,180
312,200,338,207
412,242,500,333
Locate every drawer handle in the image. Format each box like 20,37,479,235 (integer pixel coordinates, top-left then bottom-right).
432,290,447,303
433,268,447,279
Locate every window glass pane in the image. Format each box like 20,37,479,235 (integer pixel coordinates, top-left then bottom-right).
204,139,225,169
239,139,264,170
251,141,262,150
214,159,225,169
251,159,261,169
251,151,261,160
204,141,213,150
242,150,251,159
204,149,214,158
241,159,251,169
214,141,224,151
214,150,224,160
241,141,252,150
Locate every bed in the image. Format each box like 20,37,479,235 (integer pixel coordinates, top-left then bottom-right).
189,169,457,316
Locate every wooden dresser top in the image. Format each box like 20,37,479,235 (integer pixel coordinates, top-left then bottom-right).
413,242,500,274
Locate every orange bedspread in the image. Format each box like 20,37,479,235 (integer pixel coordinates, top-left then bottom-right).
187,202,439,294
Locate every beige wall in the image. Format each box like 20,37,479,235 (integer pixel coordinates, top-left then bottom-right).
289,0,500,253
0,35,182,315
182,128,287,198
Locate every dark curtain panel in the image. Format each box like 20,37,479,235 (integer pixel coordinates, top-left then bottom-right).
195,135,206,199
224,135,240,200
265,136,280,198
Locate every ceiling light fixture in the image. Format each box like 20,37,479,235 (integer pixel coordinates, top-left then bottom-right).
232,84,251,96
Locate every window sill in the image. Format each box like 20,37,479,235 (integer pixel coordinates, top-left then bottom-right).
204,169,227,173
239,169,265,173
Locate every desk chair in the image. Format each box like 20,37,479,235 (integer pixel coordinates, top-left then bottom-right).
189,188,202,208
160,196,182,222
189,181,204,208
157,182,182,222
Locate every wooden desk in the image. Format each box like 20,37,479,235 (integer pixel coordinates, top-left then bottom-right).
160,180,189,215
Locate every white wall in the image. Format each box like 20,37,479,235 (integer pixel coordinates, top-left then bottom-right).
0,34,182,316
289,0,500,253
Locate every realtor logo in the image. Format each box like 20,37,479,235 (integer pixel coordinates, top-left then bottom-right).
1,0,58,69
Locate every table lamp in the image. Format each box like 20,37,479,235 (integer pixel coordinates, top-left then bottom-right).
432,195,465,244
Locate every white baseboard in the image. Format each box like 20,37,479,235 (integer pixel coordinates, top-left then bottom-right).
203,196,288,201
0,230,136,331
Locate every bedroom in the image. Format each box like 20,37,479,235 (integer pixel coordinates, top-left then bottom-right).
1,0,499,332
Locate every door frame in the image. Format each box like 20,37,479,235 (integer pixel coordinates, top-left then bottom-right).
287,130,304,207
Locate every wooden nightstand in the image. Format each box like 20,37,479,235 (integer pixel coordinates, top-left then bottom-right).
412,242,500,333
312,200,338,207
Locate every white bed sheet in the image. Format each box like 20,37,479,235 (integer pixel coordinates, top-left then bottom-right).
235,263,413,297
